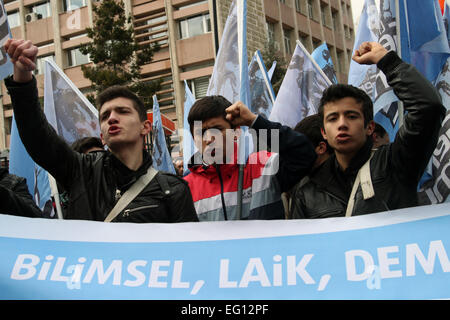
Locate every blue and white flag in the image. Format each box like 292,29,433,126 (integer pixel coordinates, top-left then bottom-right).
248,50,276,119
311,42,338,84
9,118,54,218
0,0,13,79
398,0,450,84
6,5,52,218
418,0,450,204
269,41,332,128
206,0,251,164
347,0,399,143
182,81,197,175
267,60,277,81
348,0,399,117
151,95,175,174
44,60,100,145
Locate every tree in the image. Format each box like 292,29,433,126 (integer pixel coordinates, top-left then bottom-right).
261,39,288,95
79,0,161,107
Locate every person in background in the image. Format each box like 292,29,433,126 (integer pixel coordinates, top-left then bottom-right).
371,122,390,148
0,166,43,218
283,114,334,218
173,159,184,177
71,136,105,154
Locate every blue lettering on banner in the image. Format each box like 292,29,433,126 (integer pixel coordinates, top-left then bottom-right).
0,203,450,299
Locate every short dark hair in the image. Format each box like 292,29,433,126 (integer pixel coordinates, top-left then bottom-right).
373,122,388,138
71,137,104,154
294,114,333,154
318,84,373,127
96,86,147,122
188,95,232,134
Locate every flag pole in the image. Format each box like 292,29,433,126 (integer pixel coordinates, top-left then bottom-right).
395,0,405,127
48,174,63,219
236,0,245,220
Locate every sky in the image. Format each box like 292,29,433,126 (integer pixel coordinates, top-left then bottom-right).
350,0,365,28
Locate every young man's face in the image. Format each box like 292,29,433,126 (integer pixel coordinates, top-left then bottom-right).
193,116,234,165
321,97,374,156
99,97,150,151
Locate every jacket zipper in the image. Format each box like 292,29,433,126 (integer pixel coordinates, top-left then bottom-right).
122,204,159,217
214,164,228,220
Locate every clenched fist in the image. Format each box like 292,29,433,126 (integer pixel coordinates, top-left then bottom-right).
4,39,38,83
352,41,388,65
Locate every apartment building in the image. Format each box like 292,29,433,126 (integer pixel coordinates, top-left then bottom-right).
0,0,355,155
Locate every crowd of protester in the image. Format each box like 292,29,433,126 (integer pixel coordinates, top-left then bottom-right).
0,38,445,224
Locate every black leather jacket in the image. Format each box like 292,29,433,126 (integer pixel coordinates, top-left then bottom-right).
0,167,43,218
5,77,198,223
290,51,446,219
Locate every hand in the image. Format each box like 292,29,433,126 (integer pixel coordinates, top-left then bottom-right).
4,39,38,82
225,101,257,127
352,41,388,65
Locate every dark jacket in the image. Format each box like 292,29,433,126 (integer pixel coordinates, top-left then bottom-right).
0,167,43,218
5,77,198,223
290,51,446,219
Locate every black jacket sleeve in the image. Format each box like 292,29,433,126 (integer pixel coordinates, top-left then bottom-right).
161,174,199,222
170,181,199,222
378,51,446,184
0,175,43,218
251,115,317,192
5,76,80,190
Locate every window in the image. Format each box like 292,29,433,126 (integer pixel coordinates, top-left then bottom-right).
67,47,89,67
135,15,167,34
35,55,55,75
63,0,86,12
307,0,314,19
321,5,328,26
175,0,208,10
337,51,344,72
4,117,12,136
299,34,309,49
148,31,167,41
283,30,292,55
179,14,211,39
31,1,51,19
188,76,210,99
313,39,321,50
266,22,275,42
7,11,20,28
295,0,301,12
332,11,339,30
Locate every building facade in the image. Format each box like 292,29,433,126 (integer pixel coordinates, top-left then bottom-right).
0,0,355,155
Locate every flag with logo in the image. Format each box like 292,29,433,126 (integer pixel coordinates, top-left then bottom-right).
348,0,400,123
311,42,338,84
9,118,55,218
206,0,251,164
248,50,276,119
418,0,450,204
269,40,332,128
43,60,100,145
182,80,197,175
151,95,175,174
